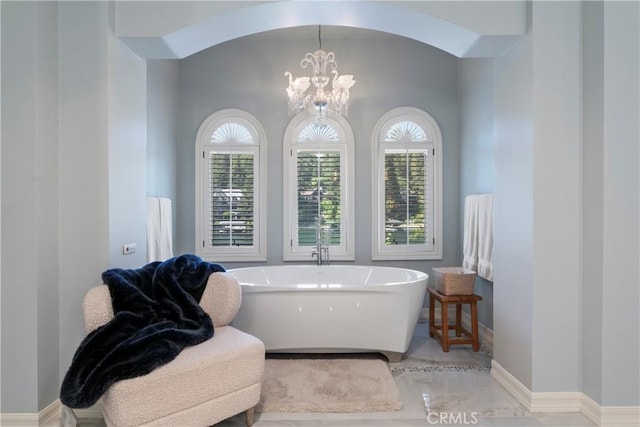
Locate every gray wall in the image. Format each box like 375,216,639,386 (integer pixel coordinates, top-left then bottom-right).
581,1,605,404
147,60,180,250
529,1,582,393
1,0,148,412
492,0,639,405
596,1,639,406
1,1,58,411
493,0,583,394
458,58,494,329
493,31,535,389
175,33,462,275
57,3,110,405
108,27,148,269
581,0,640,405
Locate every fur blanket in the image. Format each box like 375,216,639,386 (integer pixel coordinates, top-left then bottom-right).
60,254,225,409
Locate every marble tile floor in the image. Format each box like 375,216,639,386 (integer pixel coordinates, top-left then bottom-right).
79,321,594,427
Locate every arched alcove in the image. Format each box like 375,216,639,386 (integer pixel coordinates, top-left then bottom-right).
116,1,525,59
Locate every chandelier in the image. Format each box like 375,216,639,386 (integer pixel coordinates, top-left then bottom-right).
285,26,355,120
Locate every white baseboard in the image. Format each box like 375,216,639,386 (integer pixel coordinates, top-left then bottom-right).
3,365,637,427
490,359,534,411
0,399,104,426
0,399,60,426
0,413,40,427
585,395,640,427
491,360,640,427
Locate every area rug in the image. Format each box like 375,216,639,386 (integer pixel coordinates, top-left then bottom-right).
257,358,403,413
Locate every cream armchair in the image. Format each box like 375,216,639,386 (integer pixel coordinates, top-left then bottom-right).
82,272,265,426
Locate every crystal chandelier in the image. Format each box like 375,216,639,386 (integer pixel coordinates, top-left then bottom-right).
285,26,355,120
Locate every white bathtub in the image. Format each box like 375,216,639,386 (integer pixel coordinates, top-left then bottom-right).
229,265,428,362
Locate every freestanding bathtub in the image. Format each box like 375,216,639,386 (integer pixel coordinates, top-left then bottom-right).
229,265,428,362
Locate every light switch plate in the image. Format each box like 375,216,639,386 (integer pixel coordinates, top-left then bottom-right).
123,243,136,255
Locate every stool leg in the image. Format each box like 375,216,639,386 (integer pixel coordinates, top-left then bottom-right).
471,301,479,351
455,304,462,337
442,301,449,352
429,293,435,337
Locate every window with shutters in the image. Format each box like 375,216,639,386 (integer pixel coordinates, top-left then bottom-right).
371,107,442,260
283,110,355,261
195,109,266,261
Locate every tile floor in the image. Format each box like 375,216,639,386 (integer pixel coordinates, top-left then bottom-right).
79,320,595,426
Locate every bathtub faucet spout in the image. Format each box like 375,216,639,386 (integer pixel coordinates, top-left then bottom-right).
312,244,330,266
312,216,330,266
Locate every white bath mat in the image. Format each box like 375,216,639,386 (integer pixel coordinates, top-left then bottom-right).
257,357,403,413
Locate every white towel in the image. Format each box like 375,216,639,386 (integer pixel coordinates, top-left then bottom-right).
476,194,494,282
462,195,479,272
147,197,174,262
462,194,494,282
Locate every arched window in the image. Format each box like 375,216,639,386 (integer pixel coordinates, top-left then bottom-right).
195,109,266,261
283,110,355,261
371,107,442,260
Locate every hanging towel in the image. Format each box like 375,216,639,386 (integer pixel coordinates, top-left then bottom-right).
462,194,494,282
476,194,494,282
147,197,174,262
463,195,480,272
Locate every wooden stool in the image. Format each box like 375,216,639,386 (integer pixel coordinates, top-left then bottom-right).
427,287,482,352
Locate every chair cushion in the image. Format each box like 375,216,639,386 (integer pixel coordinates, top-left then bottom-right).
83,285,114,333
101,326,265,427
199,272,242,327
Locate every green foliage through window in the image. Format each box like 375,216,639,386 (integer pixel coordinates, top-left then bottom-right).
384,149,429,245
296,151,341,246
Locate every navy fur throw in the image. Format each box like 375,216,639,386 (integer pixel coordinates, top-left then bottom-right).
60,254,225,409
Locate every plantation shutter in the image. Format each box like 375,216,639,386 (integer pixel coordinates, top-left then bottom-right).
284,115,354,261
372,112,441,261
207,151,256,248
383,148,432,249
296,150,342,246
196,112,266,262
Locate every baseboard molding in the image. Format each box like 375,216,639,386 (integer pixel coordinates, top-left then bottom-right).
0,413,40,427
490,359,533,411
0,399,104,426
3,366,637,427
491,360,640,427
582,395,640,427
0,399,60,426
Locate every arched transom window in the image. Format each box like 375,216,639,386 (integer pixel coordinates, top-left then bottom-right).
283,111,355,261
372,107,443,260
195,109,267,261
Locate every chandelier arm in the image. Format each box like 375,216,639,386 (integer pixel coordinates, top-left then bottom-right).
300,52,317,70
285,27,354,120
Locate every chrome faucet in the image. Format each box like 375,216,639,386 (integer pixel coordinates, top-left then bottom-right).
311,216,330,266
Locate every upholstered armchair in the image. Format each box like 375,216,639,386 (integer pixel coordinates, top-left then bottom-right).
82,272,265,426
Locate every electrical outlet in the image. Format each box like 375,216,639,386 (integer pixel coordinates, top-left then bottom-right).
123,243,136,255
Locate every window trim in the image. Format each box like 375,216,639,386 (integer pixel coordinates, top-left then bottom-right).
371,107,443,260
283,109,355,261
195,109,267,262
